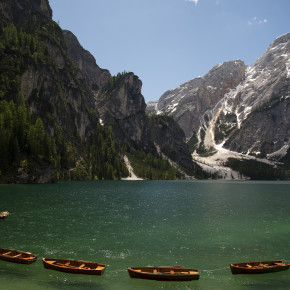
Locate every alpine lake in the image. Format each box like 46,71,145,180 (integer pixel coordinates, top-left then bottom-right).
1,180,290,290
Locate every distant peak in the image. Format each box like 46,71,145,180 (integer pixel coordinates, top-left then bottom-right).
272,33,290,47
211,59,245,71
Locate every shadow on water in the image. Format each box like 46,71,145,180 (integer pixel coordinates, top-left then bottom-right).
241,281,290,290
0,264,31,279
44,280,106,290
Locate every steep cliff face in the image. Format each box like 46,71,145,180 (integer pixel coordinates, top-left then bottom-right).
0,0,130,182
63,30,111,95
23,38,94,141
149,115,195,173
221,34,290,157
62,30,150,148
96,72,152,148
224,94,290,157
63,35,196,174
0,0,197,182
155,60,247,139
152,33,290,179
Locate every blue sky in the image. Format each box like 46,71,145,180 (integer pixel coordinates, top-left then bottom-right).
49,0,290,102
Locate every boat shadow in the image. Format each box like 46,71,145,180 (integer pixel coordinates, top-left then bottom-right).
44,280,107,290
0,264,31,279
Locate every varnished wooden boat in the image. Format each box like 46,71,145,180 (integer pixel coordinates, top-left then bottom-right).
127,266,200,281
42,258,107,275
0,211,9,218
0,248,37,264
230,260,290,274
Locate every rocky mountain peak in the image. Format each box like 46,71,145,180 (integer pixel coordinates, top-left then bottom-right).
206,59,246,83
95,72,150,146
151,32,290,178
153,59,247,139
221,32,290,129
220,34,290,156
271,33,290,48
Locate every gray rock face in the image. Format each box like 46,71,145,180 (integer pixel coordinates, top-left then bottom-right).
155,60,247,139
222,33,290,157
96,73,151,147
62,31,153,148
63,30,111,94
0,0,216,182
152,33,290,161
0,0,52,25
224,93,290,156
149,115,195,172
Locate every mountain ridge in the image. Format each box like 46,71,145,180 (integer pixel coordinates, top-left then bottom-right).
148,33,290,179
0,0,197,183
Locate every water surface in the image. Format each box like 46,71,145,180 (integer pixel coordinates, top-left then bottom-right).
0,180,290,289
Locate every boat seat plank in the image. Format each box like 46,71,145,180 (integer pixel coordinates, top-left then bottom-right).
3,252,12,255
48,261,56,264
65,262,70,266
13,254,22,257
79,264,85,269
95,266,103,270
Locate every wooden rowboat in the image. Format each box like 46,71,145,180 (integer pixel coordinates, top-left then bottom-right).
230,260,290,274
0,211,9,219
42,258,107,275
0,248,37,264
127,266,200,281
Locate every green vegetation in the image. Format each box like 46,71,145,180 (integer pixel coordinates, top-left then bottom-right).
0,89,130,181
149,113,175,126
0,13,130,182
225,158,290,180
280,149,290,169
196,128,208,154
214,112,237,144
127,148,181,180
0,23,56,99
0,5,208,182
103,71,129,91
0,92,58,179
82,128,129,180
187,134,199,153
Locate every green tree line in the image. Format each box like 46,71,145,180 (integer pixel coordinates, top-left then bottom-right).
225,158,290,180
0,92,57,172
126,147,181,180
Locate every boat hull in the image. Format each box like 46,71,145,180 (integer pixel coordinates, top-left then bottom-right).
0,211,9,219
230,260,290,274
42,258,106,275
128,267,200,281
0,249,37,264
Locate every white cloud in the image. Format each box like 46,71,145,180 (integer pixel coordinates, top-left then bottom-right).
248,17,268,26
186,0,199,6
259,19,268,24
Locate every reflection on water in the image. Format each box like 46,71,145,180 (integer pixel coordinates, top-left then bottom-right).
0,180,290,289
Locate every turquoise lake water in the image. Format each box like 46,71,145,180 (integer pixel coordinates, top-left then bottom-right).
0,180,290,289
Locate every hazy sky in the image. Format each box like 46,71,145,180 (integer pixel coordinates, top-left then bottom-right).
49,0,290,102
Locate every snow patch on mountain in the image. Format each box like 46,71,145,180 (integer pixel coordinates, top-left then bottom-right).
193,143,281,179
267,145,289,160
